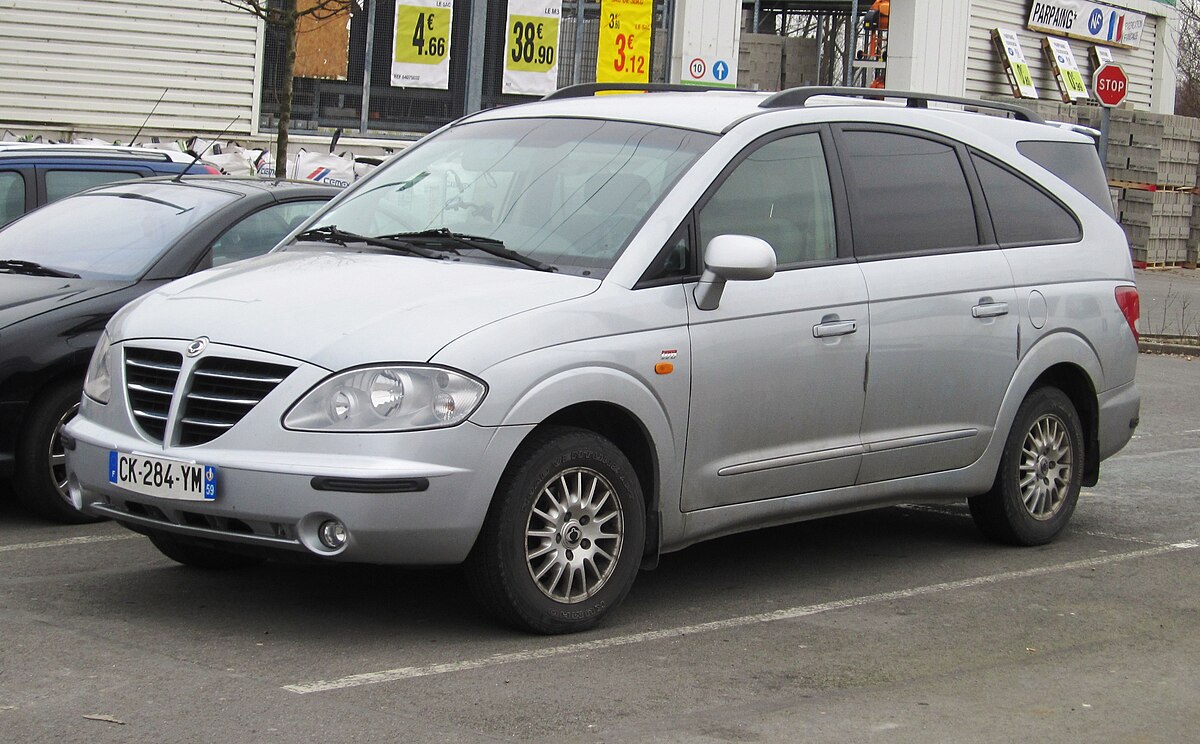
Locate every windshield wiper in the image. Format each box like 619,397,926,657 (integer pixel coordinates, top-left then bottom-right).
294,225,446,260
0,259,81,279
379,228,557,272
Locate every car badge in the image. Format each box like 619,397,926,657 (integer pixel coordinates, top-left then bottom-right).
186,337,209,357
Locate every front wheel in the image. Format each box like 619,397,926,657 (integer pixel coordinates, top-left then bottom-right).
466,427,646,634
14,381,103,524
970,386,1084,546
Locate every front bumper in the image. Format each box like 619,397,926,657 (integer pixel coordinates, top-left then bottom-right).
63,340,532,564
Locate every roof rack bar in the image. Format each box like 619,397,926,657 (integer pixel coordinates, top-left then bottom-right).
542,82,743,100
758,86,1045,124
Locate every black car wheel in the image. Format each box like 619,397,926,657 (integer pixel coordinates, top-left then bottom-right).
466,427,645,634
969,386,1084,546
14,380,102,524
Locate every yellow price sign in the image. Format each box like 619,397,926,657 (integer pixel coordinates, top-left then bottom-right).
508,15,560,73
597,0,652,84
395,4,450,65
1013,62,1034,90
1064,68,1088,97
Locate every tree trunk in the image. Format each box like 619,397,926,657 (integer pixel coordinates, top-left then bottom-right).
275,1,299,176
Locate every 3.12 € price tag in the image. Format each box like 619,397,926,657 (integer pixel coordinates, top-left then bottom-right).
596,0,652,85
391,0,453,89
503,1,563,95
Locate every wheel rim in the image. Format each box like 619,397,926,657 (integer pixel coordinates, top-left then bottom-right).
1018,413,1073,521
48,402,80,504
525,467,624,604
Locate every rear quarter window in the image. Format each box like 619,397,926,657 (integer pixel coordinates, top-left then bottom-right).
1016,140,1114,217
972,154,1081,246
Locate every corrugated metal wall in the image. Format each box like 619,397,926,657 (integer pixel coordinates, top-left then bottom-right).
966,0,1159,109
0,0,260,136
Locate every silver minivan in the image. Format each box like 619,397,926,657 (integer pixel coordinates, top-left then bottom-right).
64,86,1141,633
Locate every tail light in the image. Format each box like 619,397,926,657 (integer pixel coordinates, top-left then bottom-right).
200,164,221,175
1115,285,1139,342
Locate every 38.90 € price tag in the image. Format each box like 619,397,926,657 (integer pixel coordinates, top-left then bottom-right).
503,1,563,95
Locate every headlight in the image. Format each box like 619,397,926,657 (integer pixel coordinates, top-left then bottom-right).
283,365,486,432
83,331,113,404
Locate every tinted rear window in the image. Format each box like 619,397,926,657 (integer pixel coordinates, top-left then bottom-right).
1016,140,1114,217
972,154,1081,245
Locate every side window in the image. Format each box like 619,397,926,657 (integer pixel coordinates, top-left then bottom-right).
697,133,837,266
972,154,1081,245
840,130,979,257
209,200,325,267
45,169,142,202
0,170,25,225
1017,140,1115,217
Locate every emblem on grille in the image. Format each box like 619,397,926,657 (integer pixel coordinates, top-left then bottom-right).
186,337,209,357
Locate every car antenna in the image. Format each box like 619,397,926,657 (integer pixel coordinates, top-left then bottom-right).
130,88,169,146
174,116,240,182
329,127,343,154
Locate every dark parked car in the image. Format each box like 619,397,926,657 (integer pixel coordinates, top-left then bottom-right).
0,176,339,522
0,144,221,227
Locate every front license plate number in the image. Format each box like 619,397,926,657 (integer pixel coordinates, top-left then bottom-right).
108,451,217,501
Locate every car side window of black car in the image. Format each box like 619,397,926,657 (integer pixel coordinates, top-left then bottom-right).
206,200,326,268
0,170,24,225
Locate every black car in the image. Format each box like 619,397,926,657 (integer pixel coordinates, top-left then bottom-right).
0,176,340,522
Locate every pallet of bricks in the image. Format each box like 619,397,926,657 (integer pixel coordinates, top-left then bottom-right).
1101,109,1199,269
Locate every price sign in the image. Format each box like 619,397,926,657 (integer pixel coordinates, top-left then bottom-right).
503,1,562,95
391,0,453,89
1042,36,1088,102
596,0,652,85
990,28,1038,99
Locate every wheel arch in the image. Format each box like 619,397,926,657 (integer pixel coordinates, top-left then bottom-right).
1029,362,1100,487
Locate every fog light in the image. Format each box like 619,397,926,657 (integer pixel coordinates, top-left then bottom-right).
318,519,347,550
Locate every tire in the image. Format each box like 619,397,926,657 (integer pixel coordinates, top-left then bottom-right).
969,386,1084,546
148,532,264,570
466,427,646,634
13,380,103,524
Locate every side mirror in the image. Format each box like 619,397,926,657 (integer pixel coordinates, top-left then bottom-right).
693,234,777,311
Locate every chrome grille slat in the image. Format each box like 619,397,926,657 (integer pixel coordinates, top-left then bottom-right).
178,357,294,446
123,346,293,447
124,348,182,443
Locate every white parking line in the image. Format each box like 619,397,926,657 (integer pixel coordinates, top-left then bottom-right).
284,540,1199,695
0,534,138,553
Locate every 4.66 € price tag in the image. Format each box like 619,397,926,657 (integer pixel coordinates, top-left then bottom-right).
391,0,453,89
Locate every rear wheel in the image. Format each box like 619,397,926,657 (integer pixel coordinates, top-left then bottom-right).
14,381,102,524
970,386,1084,546
148,532,264,570
466,427,645,634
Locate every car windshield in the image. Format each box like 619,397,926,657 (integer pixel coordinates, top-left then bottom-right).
0,182,239,280
297,117,716,276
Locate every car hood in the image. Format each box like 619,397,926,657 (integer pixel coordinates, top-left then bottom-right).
0,274,131,330
113,250,600,370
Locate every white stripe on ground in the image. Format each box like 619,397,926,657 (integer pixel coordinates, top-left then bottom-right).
284,540,1198,694
0,534,137,553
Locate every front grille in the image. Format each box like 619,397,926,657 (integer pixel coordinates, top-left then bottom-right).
178,357,294,446
125,348,183,443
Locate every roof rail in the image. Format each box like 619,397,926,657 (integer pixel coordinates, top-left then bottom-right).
758,86,1045,124
542,82,745,100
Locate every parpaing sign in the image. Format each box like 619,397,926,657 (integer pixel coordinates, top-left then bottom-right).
1027,0,1145,49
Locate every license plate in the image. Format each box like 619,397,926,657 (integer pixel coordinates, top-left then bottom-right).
108,451,217,501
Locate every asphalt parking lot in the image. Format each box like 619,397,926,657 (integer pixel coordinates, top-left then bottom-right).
1,350,1197,743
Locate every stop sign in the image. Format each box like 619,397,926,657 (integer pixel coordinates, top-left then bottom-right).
1094,63,1128,107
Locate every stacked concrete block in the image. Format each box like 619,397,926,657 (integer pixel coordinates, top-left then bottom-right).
738,34,784,91
781,37,819,88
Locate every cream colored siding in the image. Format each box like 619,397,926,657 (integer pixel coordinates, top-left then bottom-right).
965,0,1159,110
0,0,260,135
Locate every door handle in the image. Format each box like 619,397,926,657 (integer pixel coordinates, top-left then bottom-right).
813,319,857,338
972,302,1009,319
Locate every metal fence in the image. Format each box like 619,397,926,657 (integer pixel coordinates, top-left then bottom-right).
259,0,673,138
